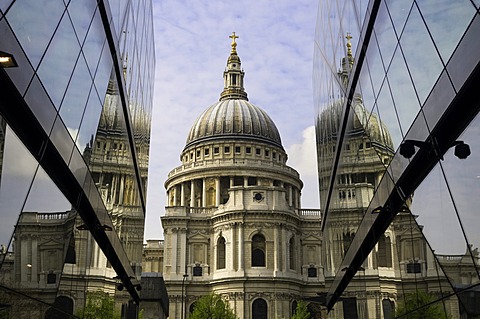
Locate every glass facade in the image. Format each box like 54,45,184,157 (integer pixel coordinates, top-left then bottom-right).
0,0,156,317
314,0,480,318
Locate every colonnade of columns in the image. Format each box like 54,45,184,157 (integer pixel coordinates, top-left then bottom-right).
168,176,301,208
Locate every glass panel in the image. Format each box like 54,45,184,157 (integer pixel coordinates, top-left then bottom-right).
446,14,480,92
49,116,75,165
75,86,102,155
416,0,475,63
384,0,414,36
399,3,444,105
82,7,105,75
37,10,80,109
0,18,35,96
66,0,97,45
24,75,57,134
6,0,65,69
386,45,421,138
374,1,398,71
59,53,93,141
93,43,113,102
0,126,37,250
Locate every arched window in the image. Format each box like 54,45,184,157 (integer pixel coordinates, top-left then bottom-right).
289,236,295,270
252,298,268,319
251,234,266,267
291,300,298,317
342,232,354,256
378,235,392,267
217,236,226,269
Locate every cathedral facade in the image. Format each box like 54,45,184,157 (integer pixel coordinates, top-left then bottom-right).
160,34,323,319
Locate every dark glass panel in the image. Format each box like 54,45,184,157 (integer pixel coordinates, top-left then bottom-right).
6,0,65,69
49,116,75,165
421,70,455,133
0,18,35,96
24,75,57,135
446,14,480,92
37,11,80,109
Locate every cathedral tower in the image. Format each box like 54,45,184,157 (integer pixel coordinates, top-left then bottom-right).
161,34,323,319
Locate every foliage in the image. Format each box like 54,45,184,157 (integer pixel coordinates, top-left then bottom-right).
75,291,121,319
291,300,312,319
395,291,448,319
189,293,237,319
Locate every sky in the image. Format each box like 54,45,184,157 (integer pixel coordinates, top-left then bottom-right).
144,1,321,240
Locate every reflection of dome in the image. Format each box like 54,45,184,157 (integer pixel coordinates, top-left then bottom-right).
318,94,394,150
185,99,282,149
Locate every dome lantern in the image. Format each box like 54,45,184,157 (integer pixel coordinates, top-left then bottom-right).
220,32,248,101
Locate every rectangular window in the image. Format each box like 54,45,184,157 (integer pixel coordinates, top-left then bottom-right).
204,148,210,156
256,148,261,155
193,265,203,276
224,146,230,153
214,147,219,154
273,152,276,159
307,267,317,277
235,146,241,153
47,273,56,284
406,262,422,273
246,147,252,154
265,150,270,157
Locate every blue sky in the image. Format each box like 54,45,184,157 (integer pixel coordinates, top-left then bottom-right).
144,1,321,239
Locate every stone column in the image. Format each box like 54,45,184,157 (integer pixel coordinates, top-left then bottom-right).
288,185,293,207
215,177,221,206
190,180,195,207
243,176,248,187
281,226,287,271
171,229,178,275
238,223,244,272
274,225,279,274
202,178,206,207
228,224,236,271
180,228,187,275
31,236,38,282
230,177,234,188
180,183,185,206
173,185,177,206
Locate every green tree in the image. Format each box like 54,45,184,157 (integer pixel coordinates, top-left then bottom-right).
395,291,448,319
189,293,237,319
291,300,311,319
76,291,121,319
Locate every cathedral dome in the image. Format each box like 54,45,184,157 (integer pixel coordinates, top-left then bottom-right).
318,95,394,150
184,32,283,150
185,99,282,149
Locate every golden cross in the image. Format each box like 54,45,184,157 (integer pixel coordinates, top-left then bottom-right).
230,32,239,44
229,32,239,53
